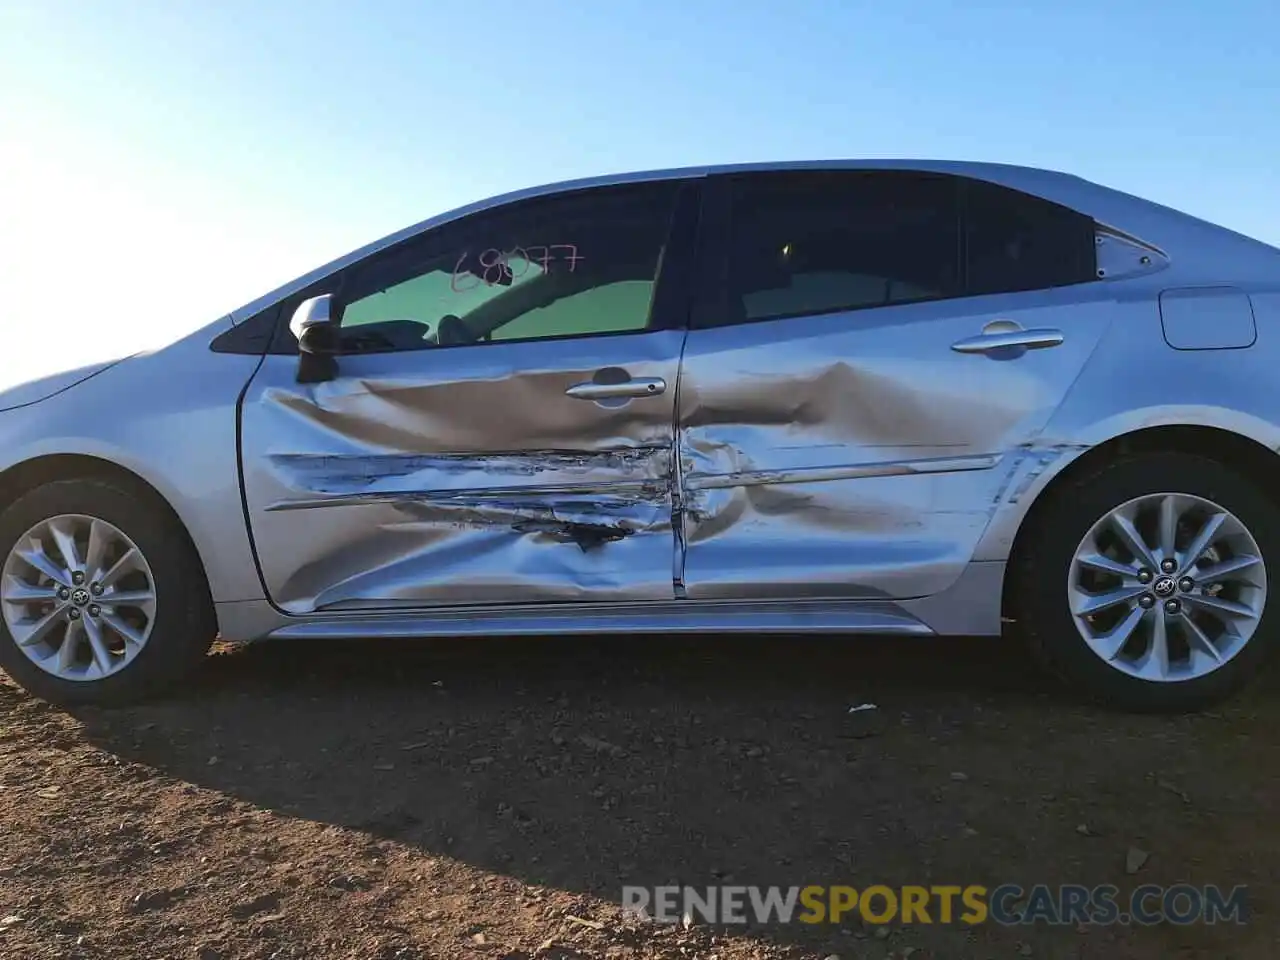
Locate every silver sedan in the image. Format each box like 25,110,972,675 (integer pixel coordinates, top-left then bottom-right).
2,160,1277,711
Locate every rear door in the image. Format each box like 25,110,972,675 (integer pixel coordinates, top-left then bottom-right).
240,179,699,613
676,169,1115,600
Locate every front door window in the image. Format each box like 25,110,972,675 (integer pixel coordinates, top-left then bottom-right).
335,182,680,353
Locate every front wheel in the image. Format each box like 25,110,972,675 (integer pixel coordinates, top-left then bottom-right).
1010,452,1278,712
0,478,216,705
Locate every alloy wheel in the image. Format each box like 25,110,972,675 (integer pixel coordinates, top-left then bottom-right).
1,514,157,681
1068,493,1266,682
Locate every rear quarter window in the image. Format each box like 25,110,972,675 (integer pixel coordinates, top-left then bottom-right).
964,179,1097,296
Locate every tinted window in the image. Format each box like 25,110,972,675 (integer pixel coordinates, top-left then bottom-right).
964,179,1096,295
723,171,961,325
336,182,679,352
716,171,1099,329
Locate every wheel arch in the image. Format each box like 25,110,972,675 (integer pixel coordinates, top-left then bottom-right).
1000,424,1280,618
0,453,215,609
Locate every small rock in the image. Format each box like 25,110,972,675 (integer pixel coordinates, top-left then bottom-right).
330,874,372,892
471,932,487,944
1018,944,1034,957
1125,846,1149,874
230,892,281,919
848,703,878,713
372,762,395,771
0,915,23,928
874,926,891,939
949,772,969,782
469,756,495,767
196,946,223,960
36,786,61,799
1075,823,1093,836
130,887,185,913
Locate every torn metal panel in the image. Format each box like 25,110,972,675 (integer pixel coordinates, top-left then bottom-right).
263,448,670,499
677,296,1119,600
239,332,685,612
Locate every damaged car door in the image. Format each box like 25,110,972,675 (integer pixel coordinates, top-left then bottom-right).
677,169,1113,600
240,180,697,613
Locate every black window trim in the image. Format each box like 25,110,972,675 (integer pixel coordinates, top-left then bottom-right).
689,169,1099,332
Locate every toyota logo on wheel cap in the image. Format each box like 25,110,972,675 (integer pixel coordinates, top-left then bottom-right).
1153,576,1177,598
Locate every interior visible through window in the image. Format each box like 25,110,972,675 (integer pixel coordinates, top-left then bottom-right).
334,183,679,353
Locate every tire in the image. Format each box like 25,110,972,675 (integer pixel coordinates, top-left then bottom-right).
1009,451,1280,712
0,477,216,705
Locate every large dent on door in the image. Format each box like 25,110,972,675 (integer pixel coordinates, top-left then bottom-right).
676,357,1036,599
243,350,680,611
674,304,1117,599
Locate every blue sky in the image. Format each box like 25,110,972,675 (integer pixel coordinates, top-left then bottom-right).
1,0,1277,379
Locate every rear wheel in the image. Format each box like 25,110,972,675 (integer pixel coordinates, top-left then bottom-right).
1010,452,1277,712
0,478,215,705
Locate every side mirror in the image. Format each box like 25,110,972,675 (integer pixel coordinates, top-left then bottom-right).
290,294,338,354
290,294,339,384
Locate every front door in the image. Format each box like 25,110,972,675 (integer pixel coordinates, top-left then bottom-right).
240,180,697,613
676,169,1116,600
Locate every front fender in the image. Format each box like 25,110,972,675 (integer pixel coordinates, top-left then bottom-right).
0,358,130,413
0,319,266,604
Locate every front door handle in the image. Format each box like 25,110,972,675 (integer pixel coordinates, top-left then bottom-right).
951,321,1065,355
565,377,667,401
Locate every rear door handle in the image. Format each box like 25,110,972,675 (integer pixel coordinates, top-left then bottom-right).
951,322,1065,355
565,377,667,401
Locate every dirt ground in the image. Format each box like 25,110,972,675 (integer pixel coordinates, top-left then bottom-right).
0,633,1277,960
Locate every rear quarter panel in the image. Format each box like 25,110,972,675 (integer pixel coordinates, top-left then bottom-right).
975,283,1280,562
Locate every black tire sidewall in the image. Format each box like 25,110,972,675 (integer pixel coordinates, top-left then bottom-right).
1014,452,1280,712
0,479,214,705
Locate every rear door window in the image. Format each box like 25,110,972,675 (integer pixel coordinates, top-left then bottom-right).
710,169,1098,330
721,170,962,326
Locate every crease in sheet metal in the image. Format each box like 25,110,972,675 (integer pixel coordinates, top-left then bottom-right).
241,341,685,610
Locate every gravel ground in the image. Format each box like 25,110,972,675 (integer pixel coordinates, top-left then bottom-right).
1,634,1277,959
